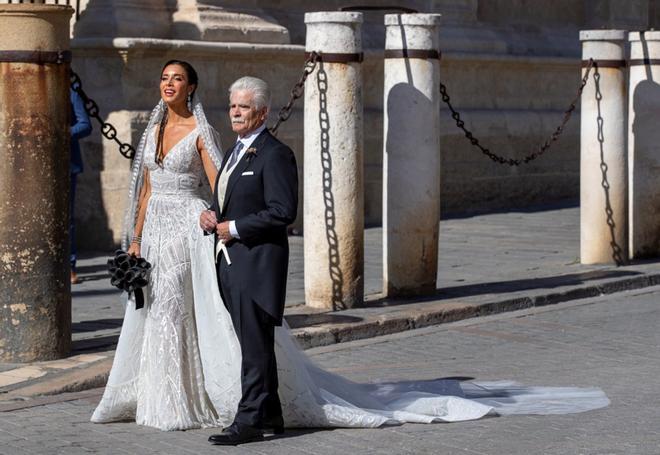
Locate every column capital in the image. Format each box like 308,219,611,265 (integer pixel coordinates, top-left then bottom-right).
579,30,627,42
629,31,660,42
304,11,363,24
580,29,627,61
384,14,442,27
304,11,363,54
0,4,72,51
385,13,442,51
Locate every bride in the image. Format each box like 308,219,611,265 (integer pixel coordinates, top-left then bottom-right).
91,60,609,433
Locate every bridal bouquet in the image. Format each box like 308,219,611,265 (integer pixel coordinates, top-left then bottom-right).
107,250,152,309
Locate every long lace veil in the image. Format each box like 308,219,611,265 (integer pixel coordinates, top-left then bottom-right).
120,96,224,250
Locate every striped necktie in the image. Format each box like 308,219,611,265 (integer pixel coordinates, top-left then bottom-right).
226,141,244,169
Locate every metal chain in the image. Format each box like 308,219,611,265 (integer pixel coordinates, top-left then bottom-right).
269,51,320,136
440,58,595,166
71,51,320,157
70,52,592,163
70,70,136,159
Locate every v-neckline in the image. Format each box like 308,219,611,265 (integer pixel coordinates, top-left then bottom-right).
157,126,198,162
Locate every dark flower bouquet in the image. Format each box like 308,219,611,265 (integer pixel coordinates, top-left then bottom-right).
107,250,152,309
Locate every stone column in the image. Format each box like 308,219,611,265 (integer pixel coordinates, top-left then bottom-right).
628,31,660,258
0,4,73,362
303,12,364,310
579,30,628,265
383,14,442,296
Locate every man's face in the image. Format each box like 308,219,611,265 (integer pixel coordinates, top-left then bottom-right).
229,89,267,138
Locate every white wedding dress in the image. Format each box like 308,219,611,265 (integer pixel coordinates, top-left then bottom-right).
91,124,609,431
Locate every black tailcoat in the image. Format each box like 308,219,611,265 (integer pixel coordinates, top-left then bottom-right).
210,129,298,325
209,128,297,428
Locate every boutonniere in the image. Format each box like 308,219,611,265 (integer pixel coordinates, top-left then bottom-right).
246,147,257,161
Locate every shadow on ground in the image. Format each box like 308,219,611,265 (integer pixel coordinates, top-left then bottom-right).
438,269,642,299
366,269,645,308
72,288,121,298
285,313,363,329
72,319,123,333
72,335,119,354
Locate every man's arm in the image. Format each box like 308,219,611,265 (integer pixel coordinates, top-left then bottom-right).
234,145,298,241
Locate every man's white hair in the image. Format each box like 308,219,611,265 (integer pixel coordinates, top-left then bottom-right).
229,76,271,112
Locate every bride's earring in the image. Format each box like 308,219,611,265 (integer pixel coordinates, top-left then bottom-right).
187,93,192,111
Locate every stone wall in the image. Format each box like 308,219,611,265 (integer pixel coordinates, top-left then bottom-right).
71,38,305,248
68,0,660,249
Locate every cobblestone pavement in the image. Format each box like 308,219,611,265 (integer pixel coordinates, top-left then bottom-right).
66,205,660,355
71,204,597,310
2,286,659,454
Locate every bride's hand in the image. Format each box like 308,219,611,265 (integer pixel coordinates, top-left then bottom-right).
199,209,217,233
127,242,141,257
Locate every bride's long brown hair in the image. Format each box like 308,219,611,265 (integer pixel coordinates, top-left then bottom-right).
156,60,199,166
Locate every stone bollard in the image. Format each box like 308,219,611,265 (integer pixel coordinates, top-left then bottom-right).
383,14,442,296
303,12,364,310
579,30,628,265
628,31,660,259
0,4,73,362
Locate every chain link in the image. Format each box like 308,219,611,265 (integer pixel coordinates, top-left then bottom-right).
440,58,595,166
70,70,136,160
70,53,592,164
71,51,320,158
269,51,320,137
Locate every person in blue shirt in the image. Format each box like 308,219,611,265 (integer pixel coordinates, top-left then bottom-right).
70,88,92,284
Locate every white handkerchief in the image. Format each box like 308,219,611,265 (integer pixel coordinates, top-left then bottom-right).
241,171,254,176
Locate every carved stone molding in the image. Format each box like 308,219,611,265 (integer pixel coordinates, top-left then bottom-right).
73,0,173,39
172,0,290,43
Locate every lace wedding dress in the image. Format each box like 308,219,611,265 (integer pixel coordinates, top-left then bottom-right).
91,124,241,430
92,106,609,432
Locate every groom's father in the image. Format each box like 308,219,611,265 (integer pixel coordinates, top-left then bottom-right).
200,76,298,445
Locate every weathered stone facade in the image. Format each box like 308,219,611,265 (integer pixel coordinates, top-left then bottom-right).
66,0,660,249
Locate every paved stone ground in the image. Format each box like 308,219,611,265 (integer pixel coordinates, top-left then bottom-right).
1,286,659,454
66,204,658,354
4,204,660,399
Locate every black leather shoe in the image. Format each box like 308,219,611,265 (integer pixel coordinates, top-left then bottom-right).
208,422,264,446
259,416,284,435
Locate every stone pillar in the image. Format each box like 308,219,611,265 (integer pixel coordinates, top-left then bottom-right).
172,0,290,43
303,12,363,310
0,4,73,362
383,14,442,296
73,0,171,38
579,30,628,265
628,31,660,258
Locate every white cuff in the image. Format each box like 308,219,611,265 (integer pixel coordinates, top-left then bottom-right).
229,220,240,239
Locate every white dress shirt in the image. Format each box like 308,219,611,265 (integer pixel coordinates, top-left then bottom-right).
228,123,266,239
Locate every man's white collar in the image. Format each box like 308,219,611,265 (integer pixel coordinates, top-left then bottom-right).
236,123,266,149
